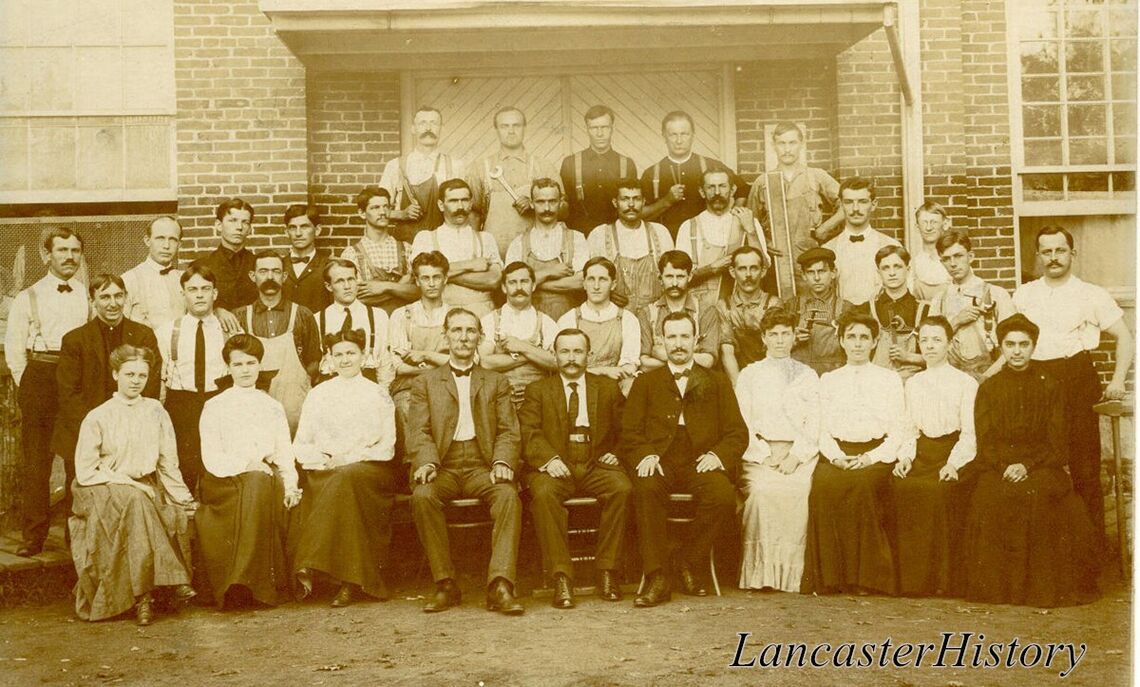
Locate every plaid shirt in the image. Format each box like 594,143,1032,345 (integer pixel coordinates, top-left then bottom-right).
341,233,409,280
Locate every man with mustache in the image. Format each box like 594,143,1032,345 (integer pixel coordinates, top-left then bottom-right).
380,106,466,243
586,181,675,314
232,251,322,432
479,261,559,409
821,176,900,306
280,205,332,314
343,186,418,315
560,105,638,233
717,245,781,385
190,198,259,311
505,178,589,320
675,169,768,313
5,227,89,556
1011,225,1134,541
637,250,721,371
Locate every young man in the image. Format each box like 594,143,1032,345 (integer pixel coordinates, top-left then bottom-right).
622,311,747,607
190,198,259,311
746,121,843,298
389,251,453,428
909,201,952,301
586,180,674,314
411,179,502,318
380,106,466,243
281,205,332,314
928,230,1014,379
790,247,847,375
317,258,393,385
407,308,524,615
822,177,901,306
852,245,927,381
560,105,638,233
342,186,418,315
233,251,322,432
478,261,559,408
505,178,589,320
519,329,632,608
718,245,781,383
4,227,89,556
556,257,641,392
637,250,721,371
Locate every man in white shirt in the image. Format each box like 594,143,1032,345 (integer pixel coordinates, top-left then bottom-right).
479,261,559,409
822,176,901,306
505,179,589,320
380,106,466,243
317,258,393,385
390,251,453,429
1012,225,1134,538
909,201,952,301
4,227,88,556
586,181,674,314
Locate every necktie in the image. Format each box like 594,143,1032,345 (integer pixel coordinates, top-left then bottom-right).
673,369,690,380
451,366,472,378
567,381,580,425
340,307,353,334
848,234,865,243
159,266,174,276
194,319,206,394
57,283,72,293
293,254,311,265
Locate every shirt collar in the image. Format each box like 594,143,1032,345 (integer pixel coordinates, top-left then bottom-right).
560,374,586,389
655,294,700,314
253,299,289,314
112,392,145,407
496,147,528,163
580,301,617,319
145,256,176,273
667,361,694,376
730,287,768,307
290,248,317,260
666,153,693,165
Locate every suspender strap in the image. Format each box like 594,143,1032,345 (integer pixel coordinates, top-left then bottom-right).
354,240,371,280
561,224,573,264
170,317,182,364
574,152,584,203
619,156,628,180
397,157,416,210
493,308,502,340
286,303,297,332
366,305,376,355
245,306,254,333
647,223,659,264
522,230,532,260
395,238,406,276
27,288,42,344
689,216,700,264
319,308,327,352
652,163,660,200
606,223,618,258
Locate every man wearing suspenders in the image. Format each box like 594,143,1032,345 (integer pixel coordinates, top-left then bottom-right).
479,261,559,409
850,245,927,381
343,186,418,315
4,227,88,556
637,250,721,372
317,258,394,386
380,106,466,244
586,181,675,315
559,105,638,234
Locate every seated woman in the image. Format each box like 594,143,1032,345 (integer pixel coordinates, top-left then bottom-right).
556,257,641,395
964,314,1099,607
735,308,820,593
69,344,196,625
196,334,302,608
801,310,905,596
890,316,977,597
290,329,398,607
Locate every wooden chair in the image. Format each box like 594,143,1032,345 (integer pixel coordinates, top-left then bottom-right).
1094,397,1133,578
637,493,721,597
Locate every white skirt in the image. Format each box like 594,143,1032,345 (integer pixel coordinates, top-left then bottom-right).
739,442,817,592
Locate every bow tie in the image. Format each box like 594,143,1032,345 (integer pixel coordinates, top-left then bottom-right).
848,234,865,243
292,254,311,265
672,369,690,380
159,266,175,276
57,283,73,293
451,366,474,378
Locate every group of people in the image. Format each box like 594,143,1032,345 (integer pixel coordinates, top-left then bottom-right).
3,105,1132,626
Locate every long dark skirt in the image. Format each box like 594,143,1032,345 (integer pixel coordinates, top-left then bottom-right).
195,471,290,607
964,465,1099,608
890,432,973,596
288,461,396,600
801,439,896,595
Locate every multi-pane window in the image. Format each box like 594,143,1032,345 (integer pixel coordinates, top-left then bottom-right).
1017,0,1137,205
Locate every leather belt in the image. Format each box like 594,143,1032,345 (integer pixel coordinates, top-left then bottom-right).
27,351,60,364
568,431,591,444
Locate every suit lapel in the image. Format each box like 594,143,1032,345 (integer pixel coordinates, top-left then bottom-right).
551,377,569,434
585,376,599,431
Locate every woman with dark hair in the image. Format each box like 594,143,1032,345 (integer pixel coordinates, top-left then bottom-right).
290,329,398,607
69,344,197,625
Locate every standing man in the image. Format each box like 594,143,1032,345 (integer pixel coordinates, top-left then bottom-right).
622,311,748,606
718,246,781,384
556,257,642,393
190,198,259,311
121,216,187,330
4,227,88,556
281,205,332,315
790,247,848,375
233,252,322,432
746,121,844,299
505,179,589,320
407,307,524,615
380,106,466,243
909,202,953,301
479,262,559,409
519,328,632,607
468,106,562,259
1012,225,1134,538
852,245,927,381
411,179,502,318
317,258,393,385
342,186,419,315
822,177,901,306
390,251,453,429
638,250,721,371
586,181,674,314
640,110,747,240
560,105,638,234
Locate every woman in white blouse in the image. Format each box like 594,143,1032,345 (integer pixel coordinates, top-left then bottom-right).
196,334,301,608
735,308,820,592
69,344,197,626
291,328,398,608
890,316,977,596
801,310,906,596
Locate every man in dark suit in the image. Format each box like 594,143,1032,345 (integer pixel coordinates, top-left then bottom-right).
281,204,333,313
407,307,525,615
622,310,747,607
52,274,161,504
519,328,631,608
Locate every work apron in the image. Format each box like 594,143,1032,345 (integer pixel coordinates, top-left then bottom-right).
937,288,998,380
605,223,661,317
761,169,826,299
571,306,633,396
688,213,745,312
493,308,548,408
869,297,927,381
523,224,579,321
435,229,495,318
394,154,450,243
246,305,310,434
792,292,844,375
482,157,536,261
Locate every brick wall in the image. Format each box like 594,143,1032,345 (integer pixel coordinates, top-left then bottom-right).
173,0,308,258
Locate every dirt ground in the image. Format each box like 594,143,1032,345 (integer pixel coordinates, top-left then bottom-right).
1,572,1132,687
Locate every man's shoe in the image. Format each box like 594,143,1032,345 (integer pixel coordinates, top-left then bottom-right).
485,579,525,616
136,595,154,626
633,572,671,608
551,574,575,609
678,564,709,597
423,579,461,613
296,569,314,600
330,584,357,608
597,570,623,601
171,584,197,610
15,542,42,558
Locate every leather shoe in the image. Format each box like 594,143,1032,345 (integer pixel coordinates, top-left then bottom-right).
633,572,671,608
330,584,358,608
136,594,154,626
423,579,461,613
597,570,622,601
171,584,197,609
678,564,708,597
296,569,314,600
551,574,574,609
16,542,42,558
485,579,525,615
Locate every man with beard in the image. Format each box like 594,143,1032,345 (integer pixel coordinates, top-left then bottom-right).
190,198,259,311
586,181,674,315
675,169,768,312
505,179,589,320
5,227,89,556
281,205,332,314
638,250,721,371
822,177,900,306
233,252,321,433
479,262,559,409
380,106,466,243
560,105,638,233
519,328,631,608
343,187,418,314
790,247,848,375
718,245,781,384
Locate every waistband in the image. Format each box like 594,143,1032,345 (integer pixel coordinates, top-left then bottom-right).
27,351,60,364
919,430,961,442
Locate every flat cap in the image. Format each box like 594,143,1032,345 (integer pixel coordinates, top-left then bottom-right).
797,246,836,269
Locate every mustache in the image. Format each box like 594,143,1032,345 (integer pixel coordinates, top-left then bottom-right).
509,289,528,297
259,279,281,292
1047,261,1062,268
419,132,438,139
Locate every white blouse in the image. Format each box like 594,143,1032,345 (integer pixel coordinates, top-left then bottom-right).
735,357,820,465
293,374,396,470
199,386,299,493
899,363,978,470
818,363,906,464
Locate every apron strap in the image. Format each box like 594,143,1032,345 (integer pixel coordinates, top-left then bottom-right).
619,156,628,180
606,223,619,258
493,308,502,341
395,237,407,276
574,152,584,203
398,157,417,210
532,310,543,345
354,239,372,281
698,155,707,176
646,222,660,265
652,163,661,200
561,224,573,264
244,306,254,333
689,216,700,264
285,303,297,332
522,229,532,260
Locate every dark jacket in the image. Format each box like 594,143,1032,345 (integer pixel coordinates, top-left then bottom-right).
282,250,332,314
518,373,624,471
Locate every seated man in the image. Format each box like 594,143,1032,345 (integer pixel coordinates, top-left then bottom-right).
519,328,631,608
622,311,747,607
407,308,525,615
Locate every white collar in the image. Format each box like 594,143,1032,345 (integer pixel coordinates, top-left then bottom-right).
560,374,586,389
667,361,694,376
